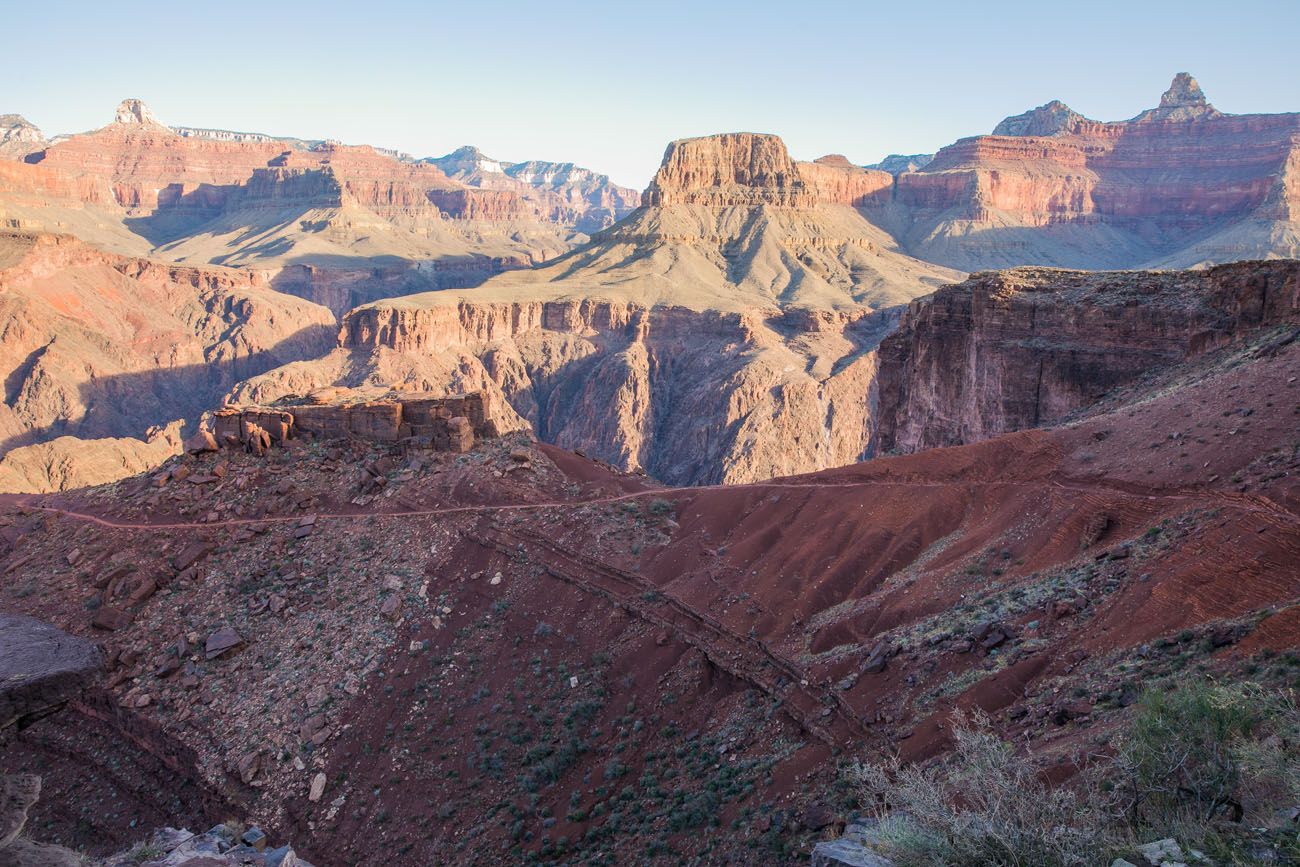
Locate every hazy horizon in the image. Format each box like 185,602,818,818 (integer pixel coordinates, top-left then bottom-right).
9,0,1300,188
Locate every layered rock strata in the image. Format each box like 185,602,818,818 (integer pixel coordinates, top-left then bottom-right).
876,259,1300,452
0,100,624,306
235,133,961,485
0,231,336,492
875,74,1300,269
0,614,102,741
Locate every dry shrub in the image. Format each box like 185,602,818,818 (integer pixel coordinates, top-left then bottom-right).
855,712,1123,867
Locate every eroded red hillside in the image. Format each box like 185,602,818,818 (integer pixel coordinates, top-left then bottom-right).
1,303,1297,863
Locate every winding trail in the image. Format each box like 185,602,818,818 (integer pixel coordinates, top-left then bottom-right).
2,472,1295,533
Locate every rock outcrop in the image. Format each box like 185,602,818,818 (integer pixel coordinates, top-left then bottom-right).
427,145,640,232
642,132,814,207
0,614,102,741
876,260,1300,453
212,390,506,452
113,98,164,128
865,153,933,175
100,825,316,867
992,99,1087,136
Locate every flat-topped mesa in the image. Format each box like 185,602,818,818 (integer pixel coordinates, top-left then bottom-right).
992,99,1089,136
210,390,508,455
642,132,817,207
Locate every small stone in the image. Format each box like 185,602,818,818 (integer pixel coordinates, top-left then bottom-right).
91,605,133,631
238,751,262,784
799,803,836,831
489,572,502,586
173,541,213,571
241,827,268,851
1052,700,1093,725
1137,838,1184,865
66,548,82,566
205,626,244,660
380,595,403,619
309,772,327,803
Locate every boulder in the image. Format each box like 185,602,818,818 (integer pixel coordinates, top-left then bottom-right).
184,430,219,454
1137,839,1185,865
0,615,102,742
91,605,134,632
809,819,897,867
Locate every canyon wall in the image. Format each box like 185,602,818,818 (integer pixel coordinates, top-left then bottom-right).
875,259,1300,453
236,299,892,486
878,74,1300,270
427,146,640,232
0,100,628,306
0,231,336,492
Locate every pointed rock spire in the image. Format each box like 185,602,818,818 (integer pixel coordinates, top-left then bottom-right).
1160,72,1207,108
1132,73,1221,123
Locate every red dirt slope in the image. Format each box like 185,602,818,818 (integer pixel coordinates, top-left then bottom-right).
1,330,1297,865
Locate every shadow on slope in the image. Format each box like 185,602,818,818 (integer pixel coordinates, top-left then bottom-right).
0,323,336,456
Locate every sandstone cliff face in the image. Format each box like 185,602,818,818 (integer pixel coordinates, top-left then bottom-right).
881,74,1300,270
643,132,816,207
876,260,1300,453
0,231,335,492
236,299,890,485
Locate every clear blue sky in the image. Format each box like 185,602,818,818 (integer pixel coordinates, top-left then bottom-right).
7,0,1298,188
